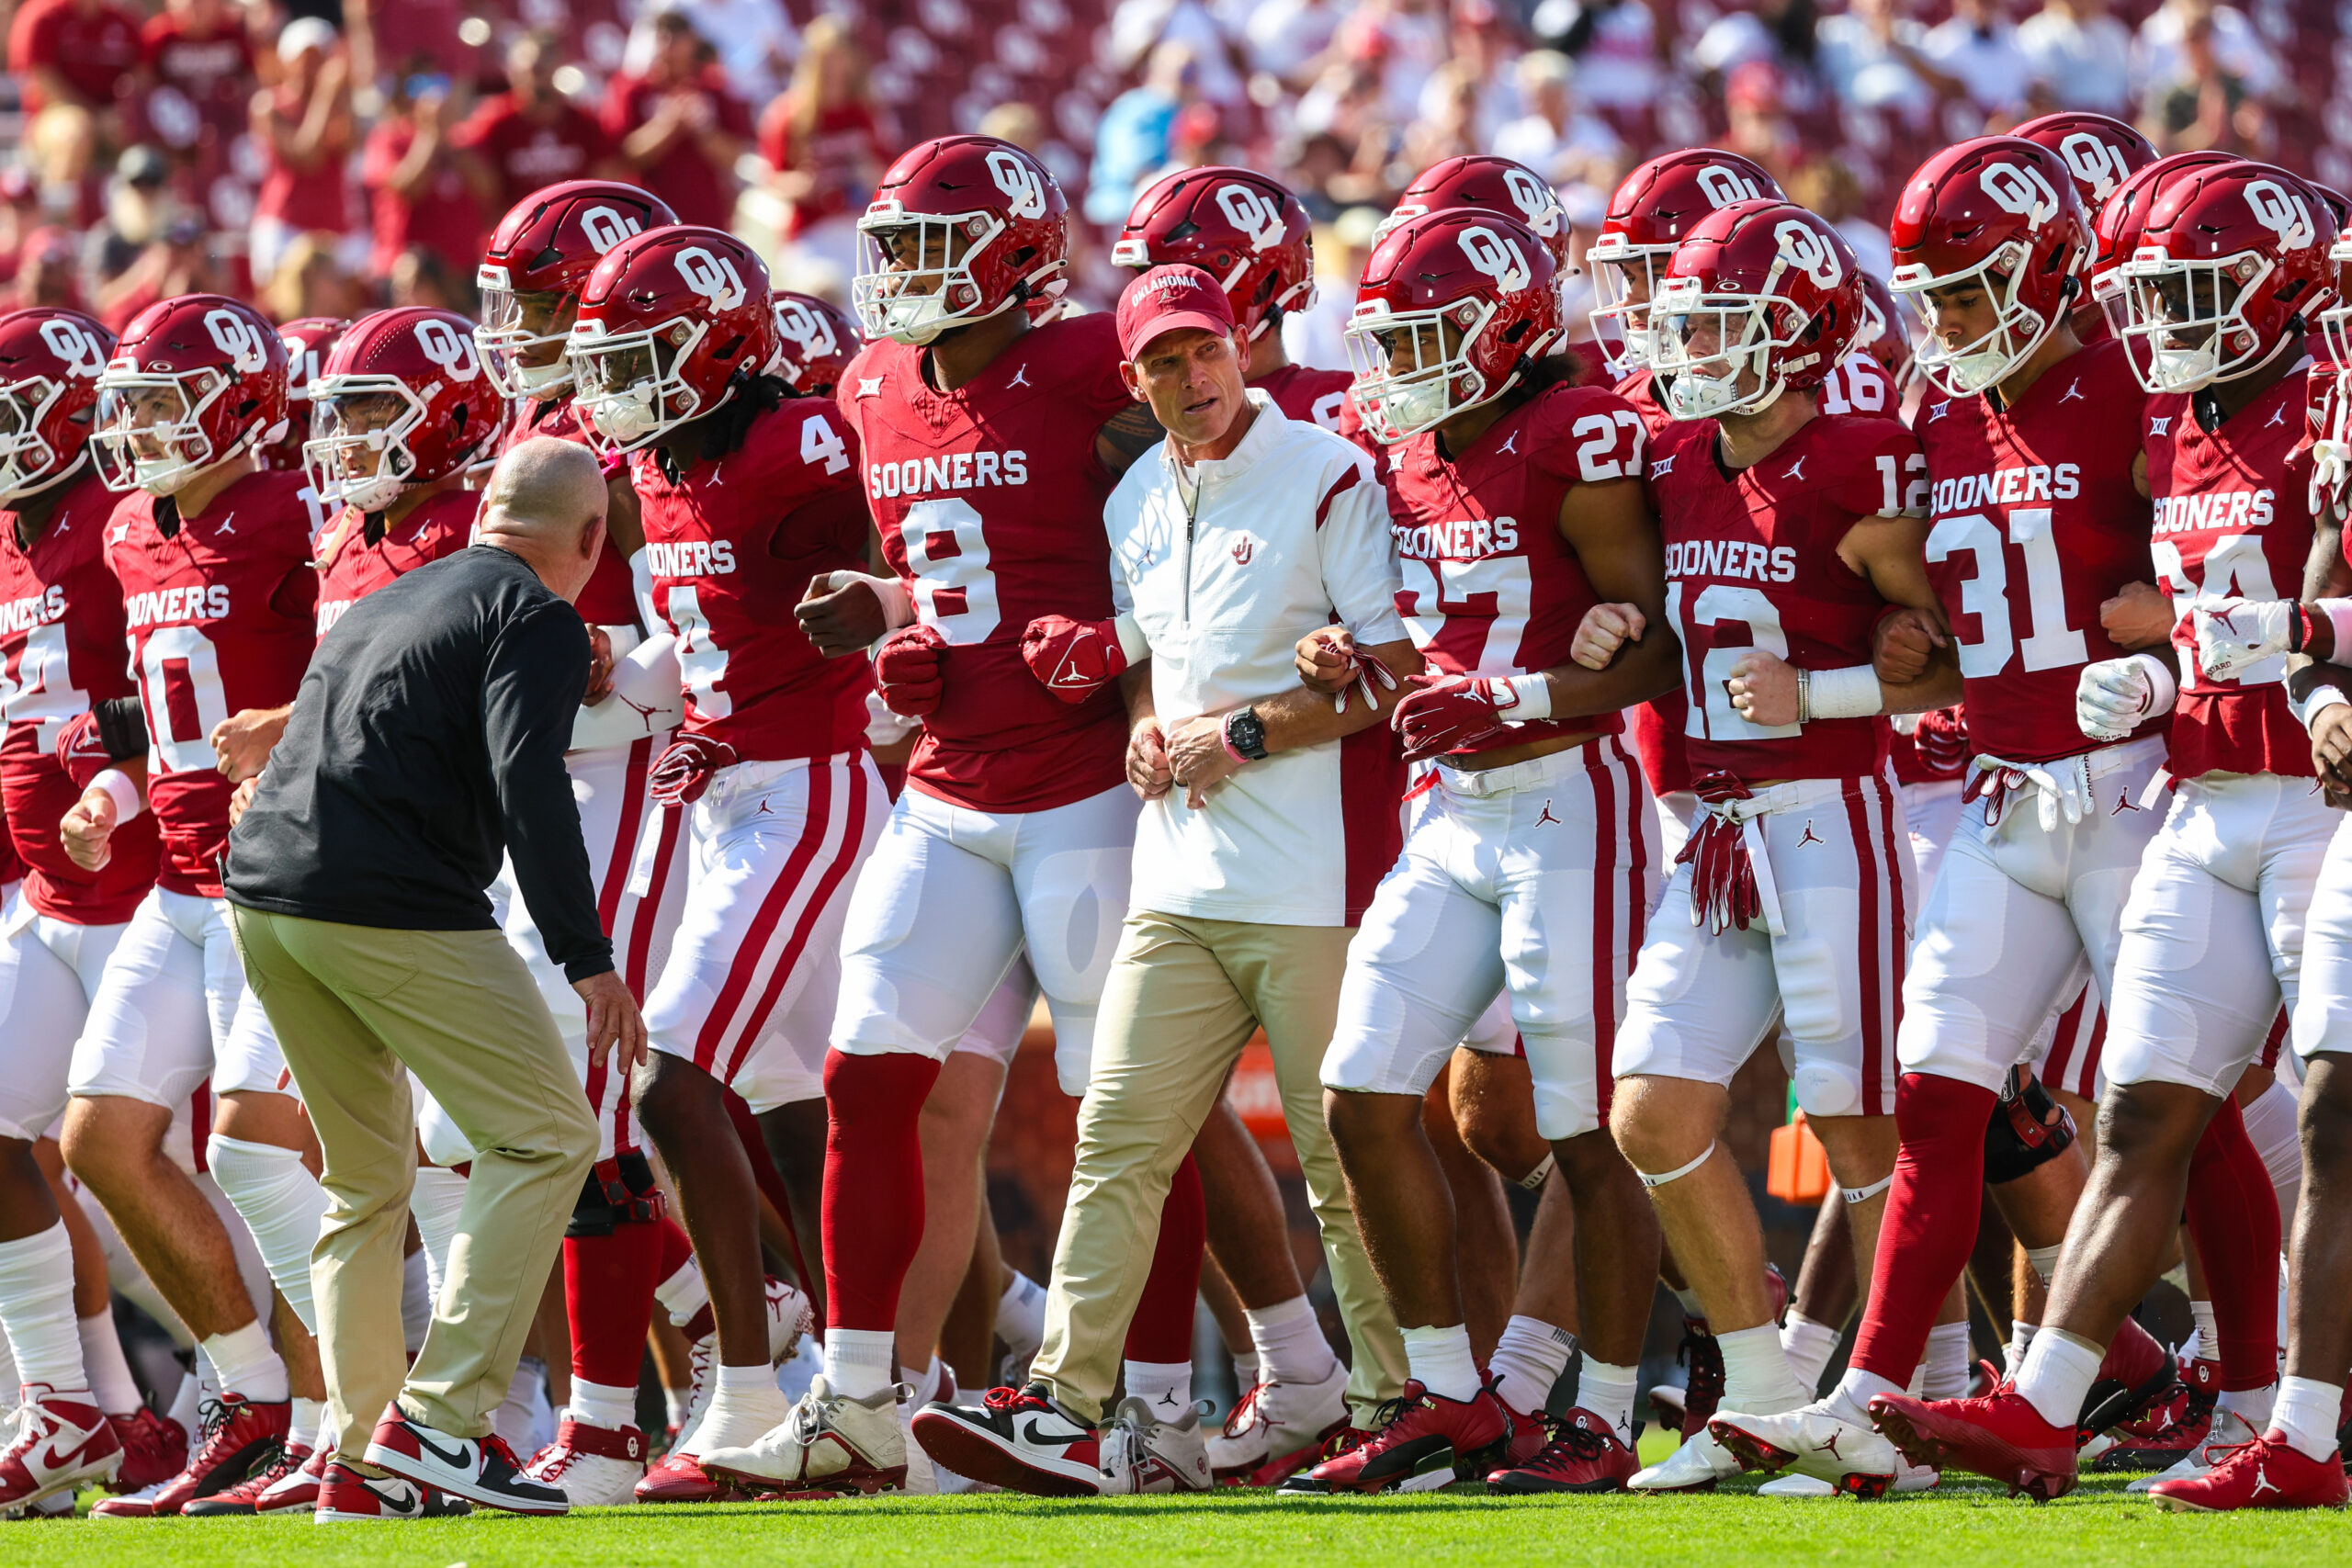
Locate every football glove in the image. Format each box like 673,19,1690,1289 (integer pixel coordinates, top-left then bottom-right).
1390,673,1513,762
2075,654,2177,743
649,733,739,807
2192,597,2293,682
1020,615,1131,704
875,624,948,717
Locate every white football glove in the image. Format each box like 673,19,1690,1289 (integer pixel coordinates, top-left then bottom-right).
2075,653,2177,743
2192,597,2293,682
2310,436,2349,516
2020,754,2093,832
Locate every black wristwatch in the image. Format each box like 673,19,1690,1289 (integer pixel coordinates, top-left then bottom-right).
1223,705,1269,761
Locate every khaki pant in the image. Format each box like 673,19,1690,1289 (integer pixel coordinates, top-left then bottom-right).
1035,911,1406,1424
228,906,594,1460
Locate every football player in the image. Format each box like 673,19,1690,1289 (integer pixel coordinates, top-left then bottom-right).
258,318,352,476
1873,161,2337,1505
2010,111,2156,345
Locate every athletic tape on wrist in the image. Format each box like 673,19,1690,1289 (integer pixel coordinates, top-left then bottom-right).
2132,651,2178,717
1840,1174,1894,1203
93,768,142,822
1807,663,1884,721
2323,599,2352,660
1635,1141,1714,1189
1498,673,1554,721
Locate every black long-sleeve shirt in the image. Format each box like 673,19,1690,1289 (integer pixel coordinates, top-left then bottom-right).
224,545,613,981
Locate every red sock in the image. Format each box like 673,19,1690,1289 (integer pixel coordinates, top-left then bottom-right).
566,1222,662,1391
655,1214,693,1283
1122,1151,1204,1365
2184,1096,2280,1393
820,1050,940,1332
1849,1072,1996,1385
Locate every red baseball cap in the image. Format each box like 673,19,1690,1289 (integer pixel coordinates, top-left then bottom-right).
1116,264,1237,360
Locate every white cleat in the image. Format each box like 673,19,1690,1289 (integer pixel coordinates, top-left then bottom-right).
1758,1473,1836,1497
699,1377,909,1499
523,1419,648,1506
1206,1360,1349,1483
1893,1458,1939,1494
2127,1407,2257,1494
1708,1403,1899,1498
1628,1427,1743,1493
1098,1397,1213,1495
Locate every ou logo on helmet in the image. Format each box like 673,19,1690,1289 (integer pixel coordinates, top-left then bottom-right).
987,149,1046,220
1215,182,1286,254
1775,220,1844,288
1459,226,1531,293
37,317,104,378
1502,168,1564,237
675,247,747,310
1696,164,1764,209
2246,179,2316,250
204,309,268,372
414,318,481,380
1980,162,2064,229
775,299,836,357
2056,133,2130,202
580,205,642,254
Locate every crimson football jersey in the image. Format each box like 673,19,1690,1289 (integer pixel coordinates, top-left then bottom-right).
108,469,318,897
314,489,479,637
840,311,1131,811
1647,413,1919,782
2149,363,2319,780
1917,337,2156,764
1252,363,1353,434
1385,381,1646,751
504,394,640,628
0,469,158,922
1614,367,1687,795
636,399,872,761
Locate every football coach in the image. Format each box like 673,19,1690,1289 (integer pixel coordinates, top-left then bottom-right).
222,435,641,1517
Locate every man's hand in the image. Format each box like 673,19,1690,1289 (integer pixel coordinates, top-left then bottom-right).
574,969,648,1077
1389,673,1510,762
2099,581,2176,650
1726,650,1798,728
874,625,947,716
1871,607,1946,684
797,573,891,655
649,733,739,807
1021,615,1129,703
228,776,259,828
1911,705,1969,776
2192,597,2293,682
1127,719,1173,800
1295,626,1397,712
2315,703,2352,798
584,626,616,705
209,706,290,784
1570,603,1645,671
1164,714,1241,808
2075,655,2165,741
61,786,117,872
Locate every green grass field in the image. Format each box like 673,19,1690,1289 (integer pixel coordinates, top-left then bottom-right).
13,1466,2346,1567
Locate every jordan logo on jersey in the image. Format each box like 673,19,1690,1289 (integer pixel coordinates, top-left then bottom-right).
2112,790,2144,815
1006,364,1032,389
1536,800,1559,827
2268,403,2289,427
2150,415,2173,437
2058,378,2085,403
1781,457,1807,482
1498,430,1520,455
1797,819,1824,847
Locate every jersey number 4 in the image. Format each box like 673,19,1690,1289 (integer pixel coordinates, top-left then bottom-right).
2153,535,2284,687
0,622,88,754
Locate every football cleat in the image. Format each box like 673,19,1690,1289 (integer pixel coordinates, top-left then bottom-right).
1758,1472,1837,1497
1869,1384,2076,1500
365,1403,568,1515
1276,1381,1508,1495
911,1382,1102,1497
2077,1314,2177,1440
1097,1396,1213,1494
1491,1391,1551,1472
108,1407,189,1493
258,1439,334,1511
1627,1424,1743,1493
0,1388,122,1512
1486,1409,1639,1494
2126,1405,2259,1494
1660,1318,1724,1438
89,1480,169,1518
2147,1435,2351,1512
1207,1360,1349,1483
703,1377,909,1500
182,1441,311,1515
1710,1402,1899,1498
634,1450,739,1505
2096,1357,2219,1472
149,1393,291,1515
314,1459,437,1522
524,1417,648,1506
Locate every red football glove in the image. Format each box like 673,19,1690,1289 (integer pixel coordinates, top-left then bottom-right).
1020,615,1129,704
53,711,114,790
1911,705,1969,779
1390,673,1511,763
649,733,740,807
875,624,948,716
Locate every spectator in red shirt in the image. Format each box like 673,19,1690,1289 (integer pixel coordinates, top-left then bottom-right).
362,60,485,288
602,9,751,231
138,0,260,185
8,0,142,118
454,32,620,216
252,17,359,285
757,14,888,290
12,227,85,310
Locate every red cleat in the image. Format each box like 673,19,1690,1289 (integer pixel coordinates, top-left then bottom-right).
1486,1409,1639,1494
1491,1392,1549,1471
1667,1319,1724,1438
1869,1383,2077,1501
2095,1358,2219,1472
149,1393,290,1515
1276,1382,1508,1495
2078,1315,2176,1440
108,1408,188,1493
635,1450,739,1503
0,1389,121,1511
181,1443,307,1515
1239,1422,1364,1489
2148,1435,2350,1512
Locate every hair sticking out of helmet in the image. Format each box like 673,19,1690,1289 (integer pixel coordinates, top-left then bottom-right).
0,307,115,503
853,135,1069,346
567,226,779,456
1649,200,1863,421
303,308,503,513
92,293,289,495
1112,165,1316,342
1589,149,1785,372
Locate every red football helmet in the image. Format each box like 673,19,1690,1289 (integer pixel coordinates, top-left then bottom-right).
1589,150,1785,368
476,180,679,399
569,226,777,456
1888,137,2089,398
1855,269,1915,388
2088,151,2237,355
770,290,859,396
2010,112,2157,220
1651,201,1863,420
1375,155,1573,273
2120,160,2337,393
258,315,351,470
0,308,114,502
93,293,288,495
853,135,1069,345
302,308,503,513
1345,209,1561,444
1111,165,1316,342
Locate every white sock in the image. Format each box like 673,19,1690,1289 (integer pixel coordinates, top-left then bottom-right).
1924,1321,1972,1402
492,1359,543,1451
1780,1312,1842,1396
2271,1374,2341,1461
1576,1357,1640,1444
1719,1323,1808,1416
400,1248,431,1355
2191,1301,2219,1361
2240,1077,2304,1216
905,1355,944,1409
291,1394,323,1452
1230,1348,1261,1388
0,1224,86,1397
1244,1293,1337,1386
173,1364,204,1445
2024,1244,2063,1285
1829,1366,1903,1427
1487,1315,1576,1416
2218,1381,2278,1432
2014,1326,2102,1429
569,1375,638,1431
1399,1323,1481,1403
656,1258,711,1331
2006,1319,2037,1378
407,1165,468,1306
1671,1287,1706,1319
822,1327,896,1402
698,1360,792,1451
663,1384,691,1432
200,1320,288,1404
0,1325,16,1404
79,1313,141,1416
996,1270,1046,1359
1123,1359,1192,1417
206,1135,330,1334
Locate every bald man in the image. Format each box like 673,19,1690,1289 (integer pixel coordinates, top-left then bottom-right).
223,437,644,1519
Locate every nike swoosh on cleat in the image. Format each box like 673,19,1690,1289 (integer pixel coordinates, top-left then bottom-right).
1021,1420,1079,1448
412,1433,476,1471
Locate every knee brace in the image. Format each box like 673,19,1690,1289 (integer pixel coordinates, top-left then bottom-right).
566,1151,666,1238
1982,1066,2077,1185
